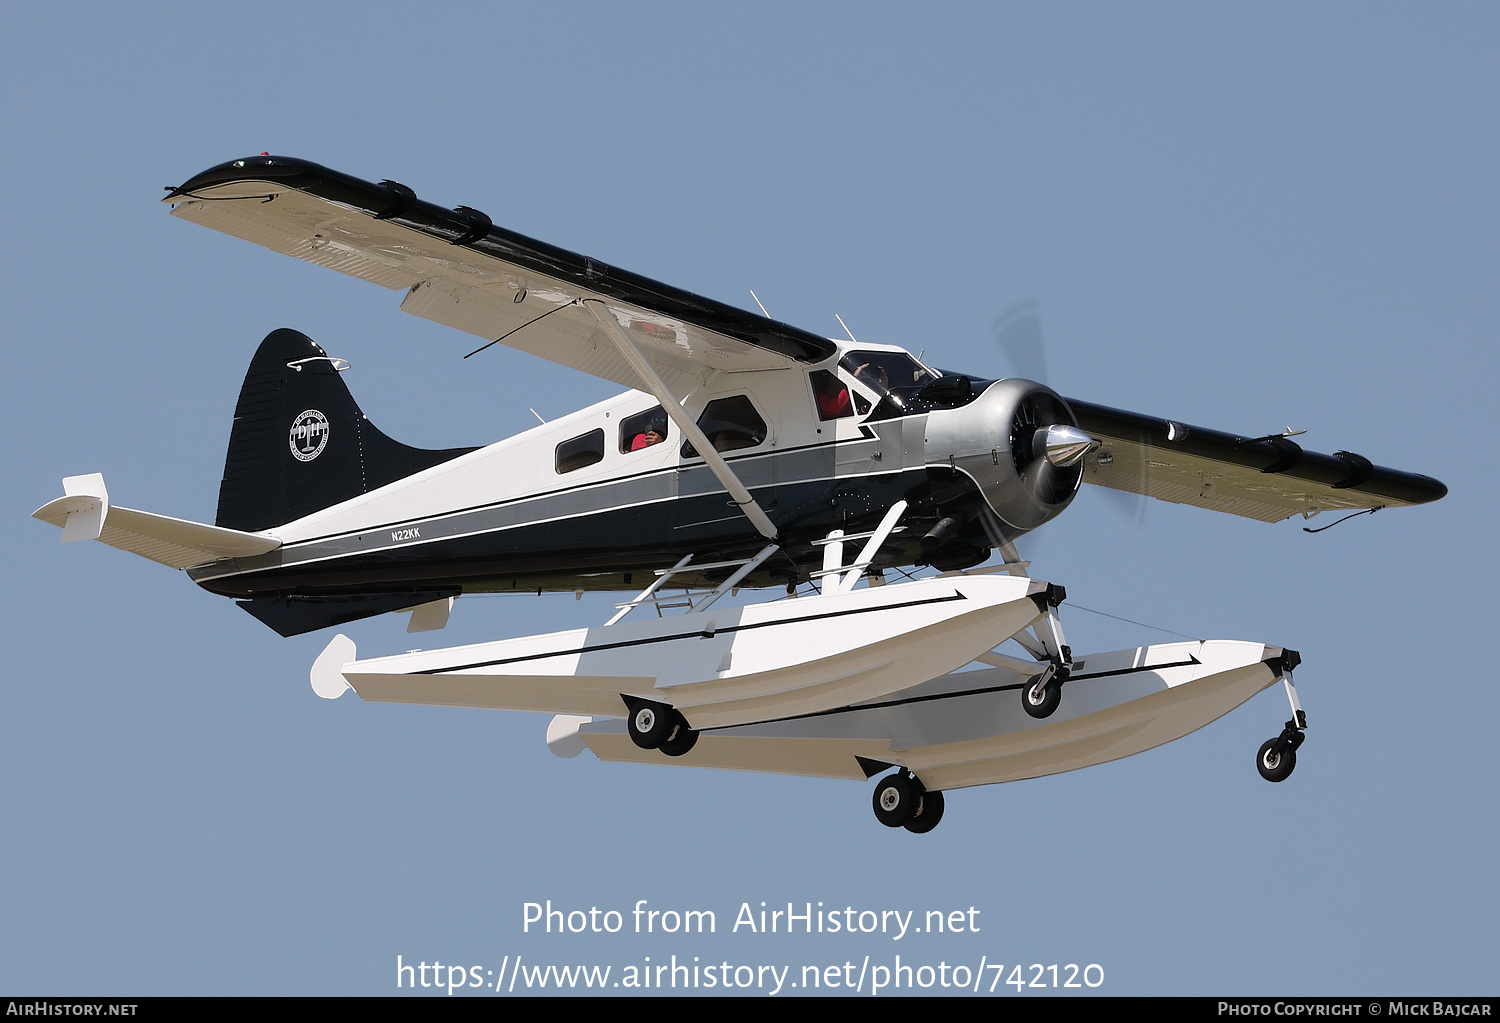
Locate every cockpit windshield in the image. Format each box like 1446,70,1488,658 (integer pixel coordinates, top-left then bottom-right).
839,351,939,406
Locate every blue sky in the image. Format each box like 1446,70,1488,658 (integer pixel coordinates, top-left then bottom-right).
2,2,1495,996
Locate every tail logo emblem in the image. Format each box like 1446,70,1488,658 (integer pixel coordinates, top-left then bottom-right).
289,410,330,462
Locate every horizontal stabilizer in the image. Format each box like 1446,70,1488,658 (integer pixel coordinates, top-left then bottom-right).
34,475,280,569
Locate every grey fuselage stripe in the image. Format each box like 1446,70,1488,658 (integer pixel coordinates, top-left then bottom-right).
200,435,906,581
296,434,855,544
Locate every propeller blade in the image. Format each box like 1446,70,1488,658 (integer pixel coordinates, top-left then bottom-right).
992,300,1048,384
991,298,1149,526
1028,457,1067,506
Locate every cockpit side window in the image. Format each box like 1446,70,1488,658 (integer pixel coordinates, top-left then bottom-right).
810,370,853,421
620,405,669,453
681,395,767,458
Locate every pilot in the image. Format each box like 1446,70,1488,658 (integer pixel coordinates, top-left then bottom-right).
855,362,889,392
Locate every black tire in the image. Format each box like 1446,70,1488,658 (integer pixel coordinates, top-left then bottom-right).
1022,676,1062,719
904,789,946,834
627,701,673,749
659,713,699,757
1257,738,1297,782
872,773,923,828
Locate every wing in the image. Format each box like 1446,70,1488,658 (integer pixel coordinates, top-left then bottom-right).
164,156,836,391
1067,399,1446,523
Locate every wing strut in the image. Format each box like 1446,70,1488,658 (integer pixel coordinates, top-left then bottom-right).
584,299,779,540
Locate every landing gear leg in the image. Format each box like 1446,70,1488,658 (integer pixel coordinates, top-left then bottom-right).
1020,588,1072,719
1257,670,1307,783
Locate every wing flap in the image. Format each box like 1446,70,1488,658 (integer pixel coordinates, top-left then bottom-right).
1069,398,1447,522
397,277,706,392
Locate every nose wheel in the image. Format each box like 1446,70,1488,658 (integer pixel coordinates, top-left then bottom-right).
1257,738,1296,781
1017,592,1072,719
1256,665,1307,783
1257,720,1305,782
1022,663,1067,719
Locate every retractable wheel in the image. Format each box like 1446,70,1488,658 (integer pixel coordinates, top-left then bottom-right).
658,712,699,757
1021,673,1063,719
904,789,945,834
627,701,674,749
1256,738,1297,782
872,772,924,828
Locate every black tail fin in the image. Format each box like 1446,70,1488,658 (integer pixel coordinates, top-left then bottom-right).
217,329,476,531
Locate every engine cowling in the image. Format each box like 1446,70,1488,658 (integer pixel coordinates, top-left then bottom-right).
924,378,1092,534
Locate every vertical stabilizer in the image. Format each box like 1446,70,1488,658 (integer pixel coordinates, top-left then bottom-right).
217,329,475,531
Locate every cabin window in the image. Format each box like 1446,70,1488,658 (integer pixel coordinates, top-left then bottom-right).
810,370,853,421
681,395,767,458
555,429,605,473
620,406,669,453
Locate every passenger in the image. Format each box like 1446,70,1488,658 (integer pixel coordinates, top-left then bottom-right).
814,372,852,420
629,420,666,451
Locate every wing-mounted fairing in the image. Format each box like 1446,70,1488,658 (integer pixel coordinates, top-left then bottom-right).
164,156,837,395
1065,400,1447,522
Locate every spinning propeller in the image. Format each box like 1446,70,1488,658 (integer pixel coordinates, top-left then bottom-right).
992,300,1149,526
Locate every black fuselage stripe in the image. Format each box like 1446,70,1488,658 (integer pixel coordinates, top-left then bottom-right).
193,468,934,597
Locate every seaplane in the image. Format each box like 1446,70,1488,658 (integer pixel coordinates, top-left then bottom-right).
34,156,1447,833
